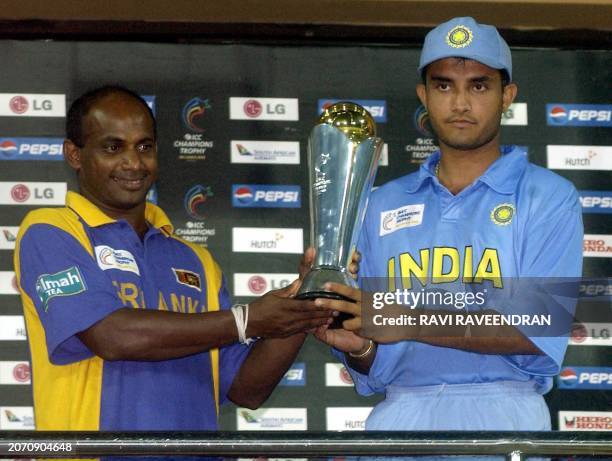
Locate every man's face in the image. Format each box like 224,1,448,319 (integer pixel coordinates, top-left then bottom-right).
416,58,517,151
64,93,158,213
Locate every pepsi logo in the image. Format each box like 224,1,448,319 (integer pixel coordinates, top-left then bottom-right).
248,275,267,295
234,186,254,204
559,368,578,386
12,363,30,383
9,96,28,114
243,99,263,118
549,106,568,123
0,139,17,156
10,184,30,203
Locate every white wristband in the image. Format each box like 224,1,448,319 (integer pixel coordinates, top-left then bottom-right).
231,303,255,345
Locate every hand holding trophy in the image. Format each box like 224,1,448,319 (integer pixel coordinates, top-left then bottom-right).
297,102,383,328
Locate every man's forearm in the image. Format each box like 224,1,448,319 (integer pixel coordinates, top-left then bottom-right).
78,308,239,361
228,333,307,408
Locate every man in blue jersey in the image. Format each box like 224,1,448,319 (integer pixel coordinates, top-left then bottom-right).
15,86,335,430
314,17,583,430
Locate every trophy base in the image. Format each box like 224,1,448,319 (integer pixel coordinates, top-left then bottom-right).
296,268,356,329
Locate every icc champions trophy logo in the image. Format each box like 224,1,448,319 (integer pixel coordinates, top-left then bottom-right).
182,98,211,133
184,185,214,220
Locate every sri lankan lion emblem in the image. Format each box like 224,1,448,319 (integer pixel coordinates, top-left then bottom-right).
446,25,473,48
491,203,515,226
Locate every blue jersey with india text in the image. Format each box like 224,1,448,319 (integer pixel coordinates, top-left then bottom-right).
338,147,583,396
15,192,249,430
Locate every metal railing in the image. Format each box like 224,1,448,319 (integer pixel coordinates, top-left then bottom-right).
0,431,611,460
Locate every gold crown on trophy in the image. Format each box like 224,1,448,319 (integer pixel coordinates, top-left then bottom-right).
318,102,376,142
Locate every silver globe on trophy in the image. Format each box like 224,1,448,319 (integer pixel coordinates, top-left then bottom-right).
297,102,383,326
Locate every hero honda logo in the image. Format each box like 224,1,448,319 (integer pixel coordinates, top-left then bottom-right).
0,94,65,117
547,104,612,127
230,97,299,121
558,367,612,389
232,184,300,208
0,138,63,160
318,99,387,123
583,234,612,257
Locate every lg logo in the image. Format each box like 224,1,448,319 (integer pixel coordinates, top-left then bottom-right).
8,96,54,114
10,184,55,203
243,100,287,118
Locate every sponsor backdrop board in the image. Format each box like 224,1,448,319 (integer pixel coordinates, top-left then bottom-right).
0,40,609,431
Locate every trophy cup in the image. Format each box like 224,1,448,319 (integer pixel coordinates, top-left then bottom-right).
297,102,383,327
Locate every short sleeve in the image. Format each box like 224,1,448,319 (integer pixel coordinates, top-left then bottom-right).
502,188,583,378
17,224,124,365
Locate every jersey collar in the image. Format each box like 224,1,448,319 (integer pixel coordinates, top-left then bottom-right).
407,146,527,194
65,191,174,235
478,146,528,194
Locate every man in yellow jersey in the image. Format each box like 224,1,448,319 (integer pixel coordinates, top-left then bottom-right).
15,86,333,430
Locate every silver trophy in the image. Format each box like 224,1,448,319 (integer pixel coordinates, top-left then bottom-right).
297,102,383,326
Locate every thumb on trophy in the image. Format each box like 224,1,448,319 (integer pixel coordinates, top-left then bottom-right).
299,246,316,280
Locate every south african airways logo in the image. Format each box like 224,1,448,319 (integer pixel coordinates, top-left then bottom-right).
184,185,214,220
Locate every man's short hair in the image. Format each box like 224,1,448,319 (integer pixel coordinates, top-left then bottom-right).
66,85,156,147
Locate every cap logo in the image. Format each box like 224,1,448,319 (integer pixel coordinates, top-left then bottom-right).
446,25,473,48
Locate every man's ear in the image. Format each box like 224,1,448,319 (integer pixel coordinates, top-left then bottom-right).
63,139,82,172
416,83,427,109
502,82,518,113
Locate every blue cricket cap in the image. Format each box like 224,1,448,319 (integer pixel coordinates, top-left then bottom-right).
418,17,512,81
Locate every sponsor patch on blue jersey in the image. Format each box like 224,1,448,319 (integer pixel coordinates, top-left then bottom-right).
35,266,87,311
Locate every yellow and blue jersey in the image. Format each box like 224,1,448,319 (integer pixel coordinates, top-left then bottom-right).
14,191,250,430
339,147,583,396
